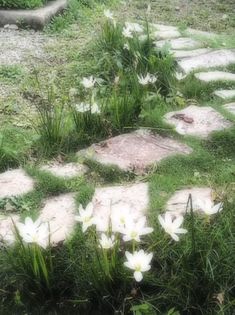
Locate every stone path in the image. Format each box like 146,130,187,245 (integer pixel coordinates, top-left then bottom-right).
165,187,213,215
0,169,35,198
164,105,233,138
40,162,88,179
0,22,234,247
223,103,235,115
214,90,235,100
78,129,192,174
195,71,235,82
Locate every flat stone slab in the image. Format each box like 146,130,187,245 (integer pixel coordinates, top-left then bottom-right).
223,103,235,115
195,71,235,82
78,130,192,174
166,187,213,215
152,24,178,32
40,162,88,179
0,214,20,245
164,105,233,138
0,0,68,30
178,49,235,74
92,183,149,231
39,193,77,245
214,90,235,100
156,37,202,50
154,29,181,40
172,48,212,59
0,169,35,198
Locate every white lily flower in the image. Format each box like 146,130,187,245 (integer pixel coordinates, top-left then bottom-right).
124,250,153,282
121,216,153,242
125,22,144,33
99,233,115,249
123,43,130,50
104,9,114,20
81,76,96,89
122,26,133,38
137,73,157,85
75,203,95,232
94,214,110,232
195,199,223,215
110,204,134,232
158,213,187,241
75,102,100,114
17,217,49,249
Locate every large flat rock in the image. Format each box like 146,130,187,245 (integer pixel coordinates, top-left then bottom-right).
178,49,235,74
0,214,20,245
78,130,192,174
172,48,212,59
0,0,68,30
154,29,181,40
223,103,235,115
156,37,202,50
195,71,235,82
92,182,149,231
166,187,213,215
214,90,235,100
164,105,233,138
0,169,35,198
39,193,77,245
40,162,88,179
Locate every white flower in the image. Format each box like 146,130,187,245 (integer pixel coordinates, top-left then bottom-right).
99,233,115,249
81,76,96,89
124,250,153,282
195,199,223,216
123,43,130,50
17,217,49,249
94,215,110,232
120,216,153,242
125,22,144,33
122,26,133,38
75,102,100,114
158,213,187,241
75,203,95,232
110,204,134,232
104,9,114,20
137,73,157,85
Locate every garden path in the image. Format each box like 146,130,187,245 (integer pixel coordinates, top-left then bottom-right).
0,22,234,245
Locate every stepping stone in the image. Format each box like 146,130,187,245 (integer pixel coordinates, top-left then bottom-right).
91,182,149,231
40,162,88,179
155,37,202,50
152,24,178,32
0,214,20,245
186,28,214,38
214,90,235,100
0,169,35,199
172,48,212,59
166,187,213,215
78,130,192,174
39,193,77,245
195,71,235,82
164,105,233,138
178,49,235,74
223,103,235,115
154,29,181,40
